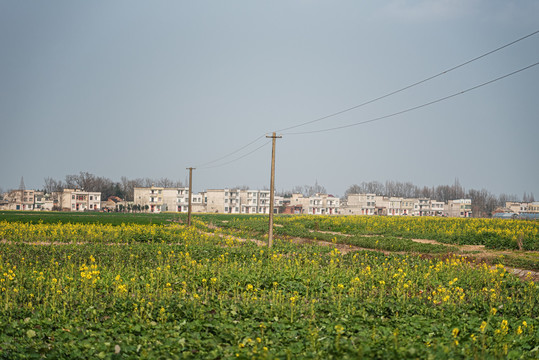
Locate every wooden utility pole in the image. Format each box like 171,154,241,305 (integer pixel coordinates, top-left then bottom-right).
186,167,195,226
266,132,282,247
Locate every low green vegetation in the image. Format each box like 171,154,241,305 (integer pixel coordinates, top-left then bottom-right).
0,212,537,358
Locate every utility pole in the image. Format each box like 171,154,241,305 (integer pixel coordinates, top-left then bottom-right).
186,167,195,226
266,132,282,248
19,176,25,211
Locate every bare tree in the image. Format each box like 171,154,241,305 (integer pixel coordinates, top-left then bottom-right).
121,177,145,201
77,172,97,191
64,174,78,189
385,180,398,197
467,188,498,217
305,181,326,197
143,178,154,187
155,178,176,188
419,186,431,198
43,177,65,193
286,181,327,197
499,193,518,206
344,184,362,197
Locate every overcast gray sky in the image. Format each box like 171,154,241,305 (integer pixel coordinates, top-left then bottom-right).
1,0,538,198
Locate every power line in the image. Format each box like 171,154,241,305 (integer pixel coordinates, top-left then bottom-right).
283,61,539,135
276,29,539,133
194,134,267,168
191,29,538,170
198,140,272,169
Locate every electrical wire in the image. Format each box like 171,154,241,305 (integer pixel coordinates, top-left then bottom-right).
283,61,539,135
198,140,272,169
193,134,266,168
276,29,539,133
190,30,538,170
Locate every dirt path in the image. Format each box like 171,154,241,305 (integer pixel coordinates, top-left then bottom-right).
201,227,539,282
4,227,537,282
308,229,352,237
288,237,393,255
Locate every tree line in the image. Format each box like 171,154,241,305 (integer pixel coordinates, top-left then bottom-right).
42,172,183,201
344,180,534,217
36,173,535,217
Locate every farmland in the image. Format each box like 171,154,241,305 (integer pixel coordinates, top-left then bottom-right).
0,212,538,359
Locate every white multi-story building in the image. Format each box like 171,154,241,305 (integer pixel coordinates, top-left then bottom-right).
134,186,205,213
342,194,469,217
527,202,539,214
413,198,430,216
256,190,271,214
241,190,260,214
430,200,445,216
224,189,241,214
506,201,528,214
59,189,101,211
325,195,340,215
34,191,55,211
374,196,390,215
190,193,205,213
342,193,376,215
205,189,241,214
134,186,166,213
176,188,190,212
0,190,57,211
289,193,310,213
2,189,36,210
307,193,340,215
240,190,282,214
308,194,324,215
446,199,472,217
388,197,403,216
400,198,415,215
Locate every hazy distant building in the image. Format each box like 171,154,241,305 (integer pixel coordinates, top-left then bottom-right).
445,199,472,218
134,186,203,213
342,193,375,215
59,189,101,211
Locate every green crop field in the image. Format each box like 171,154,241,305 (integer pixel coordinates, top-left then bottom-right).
0,212,537,358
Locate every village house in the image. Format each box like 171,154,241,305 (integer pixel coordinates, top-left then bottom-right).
1,184,475,219
528,202,539,213
58,189,101,211
341,193,376,215
1,189,36,210
343,194,472,218
387,197,403,216
401,198,415,215
446,199,472,218
506,201,528,214
240,190,283,214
